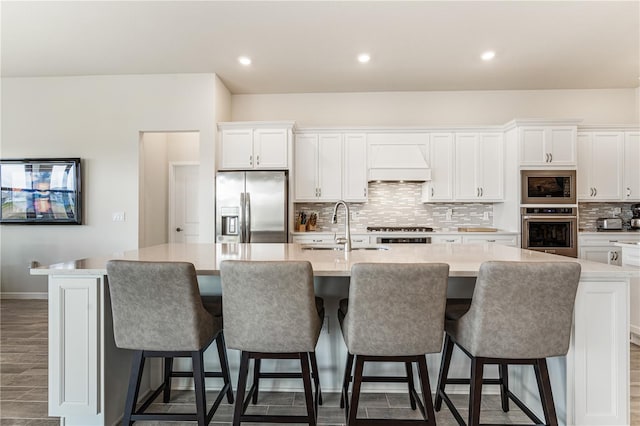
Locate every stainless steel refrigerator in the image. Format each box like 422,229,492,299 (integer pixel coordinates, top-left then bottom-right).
215,171,288,243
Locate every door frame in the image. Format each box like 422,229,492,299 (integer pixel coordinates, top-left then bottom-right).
168,161,200,243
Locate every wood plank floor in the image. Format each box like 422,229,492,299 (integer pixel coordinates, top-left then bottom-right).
1,299,638,425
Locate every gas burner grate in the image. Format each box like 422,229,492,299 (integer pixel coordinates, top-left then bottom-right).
367,226,433,232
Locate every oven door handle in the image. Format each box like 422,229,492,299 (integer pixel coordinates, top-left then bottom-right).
523,215,577,220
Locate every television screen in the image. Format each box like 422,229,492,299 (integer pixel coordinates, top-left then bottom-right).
0,158,82,224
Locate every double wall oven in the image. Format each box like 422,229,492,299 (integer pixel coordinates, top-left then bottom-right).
521,170,578,258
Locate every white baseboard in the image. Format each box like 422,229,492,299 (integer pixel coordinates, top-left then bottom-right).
0,292,48,300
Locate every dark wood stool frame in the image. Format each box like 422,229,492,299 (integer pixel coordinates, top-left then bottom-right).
435,334,558,426
122,331,234,426
340,353,437,426
233,351,319,425
251,351,323,407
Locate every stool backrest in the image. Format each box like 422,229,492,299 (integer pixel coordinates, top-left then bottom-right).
346,262,450,356
106,260,214,351
220,260,321,353
455,261,581,358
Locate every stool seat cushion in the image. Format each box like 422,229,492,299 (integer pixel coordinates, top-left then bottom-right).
446,261,581,359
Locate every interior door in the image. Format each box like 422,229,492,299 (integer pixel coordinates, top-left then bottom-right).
170,164,199,243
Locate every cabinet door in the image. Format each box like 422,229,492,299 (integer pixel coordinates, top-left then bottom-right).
624,132,640,201
547,127,576,165
477,133,503,200
579,246,619,265
343,133,368,202
520,127,546,165
577,133,593,200
294,134,319,201
317,134,343,200
221,129,253,169
253,129,288,169
425,133,454,201
454,133,480,200
590,132,623,200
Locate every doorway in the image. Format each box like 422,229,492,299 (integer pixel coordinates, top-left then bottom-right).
139,132,200,248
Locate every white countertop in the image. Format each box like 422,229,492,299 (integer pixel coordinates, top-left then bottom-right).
31,243,635,278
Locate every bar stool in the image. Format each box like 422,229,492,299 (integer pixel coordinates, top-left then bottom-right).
106,260,234,426
339,262,450,426
220,260,323,426
435,261,581,426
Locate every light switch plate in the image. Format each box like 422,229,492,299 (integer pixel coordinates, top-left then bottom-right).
112,212,126,222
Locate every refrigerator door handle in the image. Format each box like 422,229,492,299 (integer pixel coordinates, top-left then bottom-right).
245,192,252,243
239,192,246,243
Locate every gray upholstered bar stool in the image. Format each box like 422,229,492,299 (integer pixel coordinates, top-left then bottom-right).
220,260,323,426
435,261,581,426
338,262,450,426
106,260,233,426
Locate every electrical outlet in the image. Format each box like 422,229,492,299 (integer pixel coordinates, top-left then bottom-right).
112,212,126,222
351,211,361,221
445,208,453,221
613,207,622,215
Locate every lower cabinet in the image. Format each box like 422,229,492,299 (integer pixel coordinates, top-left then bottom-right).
578,234,640,266
461,234,518,246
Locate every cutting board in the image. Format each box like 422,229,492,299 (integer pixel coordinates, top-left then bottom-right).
457,227,498,232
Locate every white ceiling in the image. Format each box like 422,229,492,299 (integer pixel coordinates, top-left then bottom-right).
2,1,639,94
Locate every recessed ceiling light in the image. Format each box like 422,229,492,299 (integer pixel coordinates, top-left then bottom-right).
481,51,495,61
357,53,371,63
238,56,252,66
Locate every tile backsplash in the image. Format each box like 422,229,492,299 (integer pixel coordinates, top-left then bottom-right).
578,202,637,231
294,181,493,232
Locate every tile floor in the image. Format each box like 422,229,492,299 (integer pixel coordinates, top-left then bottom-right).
1,299,639,425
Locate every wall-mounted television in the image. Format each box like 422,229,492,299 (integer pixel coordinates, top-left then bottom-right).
1,158,82,224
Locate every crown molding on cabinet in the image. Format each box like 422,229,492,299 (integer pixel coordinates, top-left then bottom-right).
577,124,640,131
218,121,296,130
502,118,583,132
294,125,505,134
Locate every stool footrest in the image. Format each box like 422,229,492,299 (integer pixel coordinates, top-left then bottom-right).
240,414,314,423
445,378,502,385
362,375,409,383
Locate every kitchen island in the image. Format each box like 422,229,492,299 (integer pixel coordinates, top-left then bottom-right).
33,243,635,426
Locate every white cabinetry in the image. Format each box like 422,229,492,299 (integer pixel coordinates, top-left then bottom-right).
455,133,504,201
519,126,576,166
577,132,624,201
421,133,454,202
343,134,368,202
291,233,336,245
578,234,640,266
218,122,293,170
461,234,518,246
294,133,342,201
431,235,463,244
624,132,640,201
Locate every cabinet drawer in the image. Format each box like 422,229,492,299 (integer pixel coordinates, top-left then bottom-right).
431,235,462,244
292,234,335,245
462,235,518,246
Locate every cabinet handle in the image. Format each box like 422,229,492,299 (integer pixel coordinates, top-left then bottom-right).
364,188,367,197
549,153,553,162
627,187,632,197
256,155,260,165
431,187,435,197
545,153,549,162
589,188,593,197
487,239,496,242
445,239,456,242
614,251,619,261
476,188,480,197
480,187,483,197
609,240,618,243
319,188,321,197
593,187,597,196
249,155,253,166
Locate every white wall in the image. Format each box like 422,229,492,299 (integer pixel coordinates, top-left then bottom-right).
231,88,639,126
1,74,225,295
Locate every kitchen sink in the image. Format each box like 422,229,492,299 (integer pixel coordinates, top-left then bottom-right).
301,245,389,251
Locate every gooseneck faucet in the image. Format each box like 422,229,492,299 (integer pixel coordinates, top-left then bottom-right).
332,200,352,252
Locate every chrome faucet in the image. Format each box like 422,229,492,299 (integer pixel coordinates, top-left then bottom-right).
332,200,352,252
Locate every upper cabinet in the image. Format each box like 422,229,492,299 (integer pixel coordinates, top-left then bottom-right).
624,132,640,201
577,132,624,201
218,122,294,170
421,133,454,202
454,132,504,201
294,133,342,202
519,126,577,167
342,133,368,202
576,129,640,202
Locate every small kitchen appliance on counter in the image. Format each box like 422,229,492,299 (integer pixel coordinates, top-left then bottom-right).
632,204,640,230
596,217,623,231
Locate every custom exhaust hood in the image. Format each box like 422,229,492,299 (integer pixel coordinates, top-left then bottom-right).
367,133,431,181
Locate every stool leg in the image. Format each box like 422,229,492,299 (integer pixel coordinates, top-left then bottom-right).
417,355,436,426
434,334,454,411
405,362,417,410
233,351,250,426
300,352,317,426
340,352,354,410
499,363,509,412
310,351,323,406
216,331,234,404
534,358,558,426
348,355,365,426
468,357,485,426
192,351,207,426
163,357,173,403
123,351,145,426
251,358,261,404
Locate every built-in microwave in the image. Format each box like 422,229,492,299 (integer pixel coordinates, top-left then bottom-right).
521,170,576,204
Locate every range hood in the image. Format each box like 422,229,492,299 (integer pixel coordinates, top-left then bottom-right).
367,133,431,181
